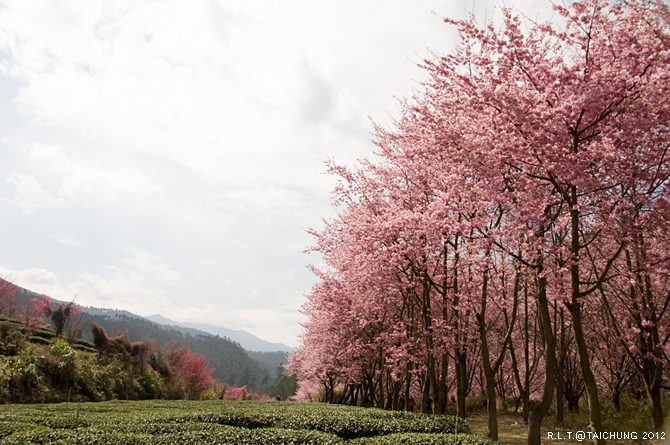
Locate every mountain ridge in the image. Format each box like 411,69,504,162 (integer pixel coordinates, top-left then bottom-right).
145,314,295,353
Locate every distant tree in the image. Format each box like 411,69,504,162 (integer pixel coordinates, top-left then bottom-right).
0,279,43,333
0,278,20,318
166,339,215,399
34,295,83,338
90,321,111,357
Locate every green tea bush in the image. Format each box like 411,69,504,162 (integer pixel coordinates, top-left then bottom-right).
272,405,470,439
349,433,493,445
31,329,56,341
73,338,96,348
28,335,52,346
148,425,344,445
72,341,97,353
0,400,488,445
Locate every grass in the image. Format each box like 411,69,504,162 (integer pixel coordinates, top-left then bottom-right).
467,411,669,445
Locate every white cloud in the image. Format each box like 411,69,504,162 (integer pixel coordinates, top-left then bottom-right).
122,248,181,287
60,166,162,204
52,233,80,246
5,143,163,212
6,173,66,214
0,266,62,296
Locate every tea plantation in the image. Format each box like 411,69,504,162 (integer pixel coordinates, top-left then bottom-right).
0,400,493,444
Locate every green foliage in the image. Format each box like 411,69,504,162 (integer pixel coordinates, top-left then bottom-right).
47,338,78,390
267,372,298,400
0,319,223,402
0,320,24,355
199,387,219,400
0,400,486,444
7,348,42,393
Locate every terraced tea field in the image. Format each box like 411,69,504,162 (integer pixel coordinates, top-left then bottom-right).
0,400,492,444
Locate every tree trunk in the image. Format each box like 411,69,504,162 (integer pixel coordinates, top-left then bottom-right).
556,308,565,424
527,409,543,445
568,187,604,445
456,350,467,418
392,379,401,410
476,267,509,442
404,362,412,412
612,391,620,411
648,383,664,432
484,362,498,440
422,373,431,413
526,274,556,445
436,353,448,414
568,301,604,444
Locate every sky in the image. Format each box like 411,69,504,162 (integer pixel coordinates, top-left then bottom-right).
0,0,551,347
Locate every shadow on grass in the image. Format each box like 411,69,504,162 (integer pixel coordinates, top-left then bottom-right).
466,412,665,445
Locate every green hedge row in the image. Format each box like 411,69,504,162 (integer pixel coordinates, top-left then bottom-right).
180,401,470,439
1,425,344,445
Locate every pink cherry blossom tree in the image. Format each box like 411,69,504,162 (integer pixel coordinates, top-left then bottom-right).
294,1,670,444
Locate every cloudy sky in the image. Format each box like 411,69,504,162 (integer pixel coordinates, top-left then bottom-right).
0,0,551,347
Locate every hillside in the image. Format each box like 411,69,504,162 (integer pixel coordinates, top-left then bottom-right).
6,279,290,392
78,309,274,390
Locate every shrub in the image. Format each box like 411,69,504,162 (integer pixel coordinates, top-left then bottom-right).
199,387,219,400
75,357,105,401
464,394,487,414
139,366,167,399
0,321,23,355
8,348,41,393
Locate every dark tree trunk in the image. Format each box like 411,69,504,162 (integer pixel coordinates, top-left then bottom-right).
527,409,543,445
555,308,566,424
649,383,664,432
568,185,605,445
456,350,467,418
526,274,556,445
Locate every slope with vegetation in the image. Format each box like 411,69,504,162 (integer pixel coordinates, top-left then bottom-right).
0,278,295,402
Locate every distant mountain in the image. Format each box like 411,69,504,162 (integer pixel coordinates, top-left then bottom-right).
146,314,295,353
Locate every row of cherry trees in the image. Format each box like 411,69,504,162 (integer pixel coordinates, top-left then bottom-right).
288,1,670,444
